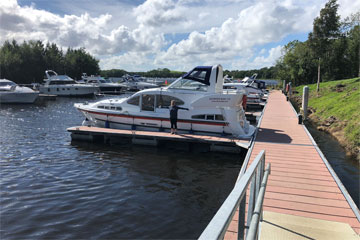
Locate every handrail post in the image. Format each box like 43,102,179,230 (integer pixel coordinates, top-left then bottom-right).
238,195,246,240
246,163,271,240
198,150,267,240
246,173,256,238
260,152,265,221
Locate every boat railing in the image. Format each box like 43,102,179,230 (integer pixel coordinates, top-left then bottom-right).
198,150,270,240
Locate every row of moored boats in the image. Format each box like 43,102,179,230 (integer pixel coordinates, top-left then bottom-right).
1,64,268,139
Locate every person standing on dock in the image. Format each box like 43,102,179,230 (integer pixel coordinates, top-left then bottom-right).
170,100,189,134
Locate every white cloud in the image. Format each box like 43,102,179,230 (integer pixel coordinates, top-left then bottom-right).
1,0,359,71
0,0,166,55
153,1,312,69
338,0,360,19
99,52,155,71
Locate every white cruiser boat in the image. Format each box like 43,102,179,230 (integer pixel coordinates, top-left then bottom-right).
120,74,158,91
75,65,255,138
40,70,99,96
241,73,258,83
0,79,39,104
82,74,127,94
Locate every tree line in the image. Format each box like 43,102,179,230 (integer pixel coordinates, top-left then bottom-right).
275,0,359,86
100,68,186,79
0,40,100,84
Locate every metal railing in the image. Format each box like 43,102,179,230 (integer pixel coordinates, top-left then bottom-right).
198,150,270,240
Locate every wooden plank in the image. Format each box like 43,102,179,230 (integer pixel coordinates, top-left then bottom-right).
67,126,251,147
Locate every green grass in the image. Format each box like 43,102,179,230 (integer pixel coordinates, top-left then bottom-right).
294,78,360,149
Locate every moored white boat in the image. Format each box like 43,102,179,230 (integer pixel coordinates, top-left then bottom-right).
40,70,99,96
0,79,39,104
82,74,128,94
120,74,158,91
75,65,255,138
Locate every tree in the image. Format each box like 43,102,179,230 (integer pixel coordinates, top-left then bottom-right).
44,43,64,74
342,12,360,77
308,0,341,91
0,40,100,83
64,48,100,80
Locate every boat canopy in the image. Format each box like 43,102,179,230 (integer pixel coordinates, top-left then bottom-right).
182,66,212,86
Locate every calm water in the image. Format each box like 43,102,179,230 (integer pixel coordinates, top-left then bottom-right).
307,126,360,207
0,97,243,239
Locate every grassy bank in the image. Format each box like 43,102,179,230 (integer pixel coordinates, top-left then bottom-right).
292,78,360,159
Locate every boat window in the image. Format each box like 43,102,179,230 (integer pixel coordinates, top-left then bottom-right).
169,78,208,91
215,115,224,121
186,69,208,82
156,95,184,108
104,106,110,110
127,96,139,106
97,105,105,109
206,115,215,120
192,115,205,119
116,107,122,111
141,94,155,111
100,80,106,83
49,80,77,85
110,106,116,110
224,86,236,90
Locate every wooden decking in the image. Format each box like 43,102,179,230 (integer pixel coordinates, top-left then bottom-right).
67,126,252,152
225,91,360,238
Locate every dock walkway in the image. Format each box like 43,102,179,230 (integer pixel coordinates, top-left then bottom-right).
67,126,252,153
225,91,360,239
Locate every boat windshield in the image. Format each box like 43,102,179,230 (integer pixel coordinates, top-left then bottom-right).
0,81,16,86
168,78,208,91
168,66,211,91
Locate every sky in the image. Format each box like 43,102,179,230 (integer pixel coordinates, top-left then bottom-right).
0,0,359,72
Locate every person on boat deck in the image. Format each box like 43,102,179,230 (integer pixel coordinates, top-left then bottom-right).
169,100,189,134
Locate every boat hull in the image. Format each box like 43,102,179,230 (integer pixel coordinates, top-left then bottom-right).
99,86,126,94
0,92,39,104
78,108,254,138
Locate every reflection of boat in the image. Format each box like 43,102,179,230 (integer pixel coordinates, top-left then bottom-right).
0,79,39,104
40,70,99,96
120,74,158,91
75,65,255,138
82,74,127,94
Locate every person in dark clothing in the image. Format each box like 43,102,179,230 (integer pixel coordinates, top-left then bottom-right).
169,100,189,134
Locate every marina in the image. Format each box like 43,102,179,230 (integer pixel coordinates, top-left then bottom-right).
1,0,359,238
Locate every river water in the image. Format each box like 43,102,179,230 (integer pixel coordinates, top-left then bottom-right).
0,97,243,239
306,125,359,207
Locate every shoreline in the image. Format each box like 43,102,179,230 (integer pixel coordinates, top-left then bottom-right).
291,95,359,162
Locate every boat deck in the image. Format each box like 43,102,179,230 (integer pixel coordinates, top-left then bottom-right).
225,91,360,239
